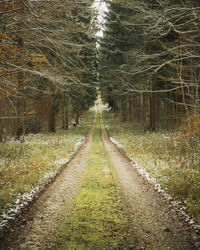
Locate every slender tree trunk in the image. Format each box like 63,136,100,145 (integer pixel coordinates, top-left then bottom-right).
145,92,151,130
164,82,168,129
128,98,134,121
179,42,188,114
145,81,156,131
63,96,69,130
48,109,56,132
48,95,60,132
195,72,199,114
0,122,3,142
75,112,79,125
139,93,143,122
150,90,156,131
16,94,26,138
16,36,26,139
63,107,69,130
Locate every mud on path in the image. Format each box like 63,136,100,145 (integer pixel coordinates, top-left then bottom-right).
1,111,199,249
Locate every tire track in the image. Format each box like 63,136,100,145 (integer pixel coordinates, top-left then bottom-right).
101,114,197,249
0,118,96,250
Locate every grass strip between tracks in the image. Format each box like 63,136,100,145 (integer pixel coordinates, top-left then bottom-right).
54,113,135,249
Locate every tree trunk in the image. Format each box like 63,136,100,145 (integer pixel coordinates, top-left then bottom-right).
164,82,168,129
62,96,69,130
48,109,56,132
63,107,69,130
150,91,156,131
145,92,151,130
16,95,26,139
128,98,134,121
75,112,79,125
48,94,60,132
16,36,26,139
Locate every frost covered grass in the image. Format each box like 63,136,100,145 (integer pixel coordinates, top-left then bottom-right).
0,111,94,218
103,111,200,224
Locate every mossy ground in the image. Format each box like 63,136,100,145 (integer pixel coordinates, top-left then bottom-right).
54,114,135,249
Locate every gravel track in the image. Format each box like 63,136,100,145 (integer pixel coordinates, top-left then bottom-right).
101,115,199,249
0,112,199,249
0,120,95,250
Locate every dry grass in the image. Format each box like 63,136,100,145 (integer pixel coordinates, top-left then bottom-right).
0,111,94,215
103,111,200,224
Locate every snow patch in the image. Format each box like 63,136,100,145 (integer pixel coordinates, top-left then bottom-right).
110,137,125,151
0,186,42,231
74,137,85,151
42,171,58,181
134,162,156,184
54,158,70,167
103,166,110,176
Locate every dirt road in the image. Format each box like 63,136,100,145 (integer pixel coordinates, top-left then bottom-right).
0,112,198,249
0,119,95,249
101,116,198,249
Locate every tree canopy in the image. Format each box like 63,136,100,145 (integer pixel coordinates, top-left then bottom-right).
98,0,200,131
1,0,200,136
0,0,97,136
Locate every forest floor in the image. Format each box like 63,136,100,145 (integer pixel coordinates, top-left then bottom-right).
0,111,199,249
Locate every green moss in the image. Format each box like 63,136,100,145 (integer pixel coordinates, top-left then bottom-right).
54,114,136,249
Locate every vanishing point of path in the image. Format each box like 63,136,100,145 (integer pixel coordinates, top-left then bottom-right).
0,112,198,249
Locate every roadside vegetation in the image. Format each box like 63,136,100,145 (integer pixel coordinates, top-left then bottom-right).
0,111,94,217
103,111,200,224
54,114,135,249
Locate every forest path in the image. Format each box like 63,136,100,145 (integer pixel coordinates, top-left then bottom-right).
100,114,197,249
1,110,197,249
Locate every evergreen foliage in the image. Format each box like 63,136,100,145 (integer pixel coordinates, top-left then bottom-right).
99,0,200,131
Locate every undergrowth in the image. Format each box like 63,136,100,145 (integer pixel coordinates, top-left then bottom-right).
0,111,94,216
103,111,200,224
54,113,136,249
